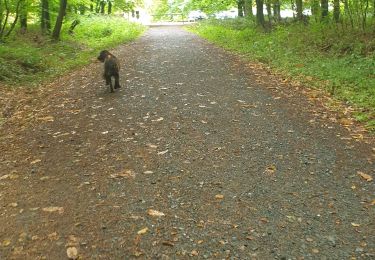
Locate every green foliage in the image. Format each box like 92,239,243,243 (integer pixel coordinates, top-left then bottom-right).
186,0,235,14
188,19,375,130
0,16,145,85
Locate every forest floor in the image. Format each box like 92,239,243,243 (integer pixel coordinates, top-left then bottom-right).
0,26,374,259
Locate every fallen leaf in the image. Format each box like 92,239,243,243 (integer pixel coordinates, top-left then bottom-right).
370,199,375,206
147,144,158,149
147,209,165,217
38,116,54,122
66,247,78,260
215,194,224,199
2,239,11,246
152,117,164,122
110,170,135,179
191,250,199,256
162,241,174,247
42,207,64,214
0,174,9,180
264,165,276,174
357,171,373,182
157,150,168,155
351,223,360,227
143,170,154,174
30,159,41,164
137,227,148,235
339,118,352,126
48,232,59,241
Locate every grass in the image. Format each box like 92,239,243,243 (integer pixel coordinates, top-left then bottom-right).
188,19,375,131
0,15,145,86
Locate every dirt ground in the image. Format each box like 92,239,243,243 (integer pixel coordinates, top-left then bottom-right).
0,26,374,259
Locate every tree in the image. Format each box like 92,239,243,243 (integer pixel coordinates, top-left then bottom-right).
333,0,340,23
0,0,22,40
237,0,244,17
19,0,27,33
52,0,68,40
273,0,281,21
321,0,329,20
244,0,253,17
255,0,265,26
296,0,303,21
41,0,51,34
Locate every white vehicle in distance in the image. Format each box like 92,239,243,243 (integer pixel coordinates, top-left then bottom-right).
214,9,237,19
187,11,208,22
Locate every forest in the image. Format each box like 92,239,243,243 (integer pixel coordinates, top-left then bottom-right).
0,0,374,129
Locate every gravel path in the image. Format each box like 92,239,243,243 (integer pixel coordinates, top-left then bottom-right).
0,26,374,259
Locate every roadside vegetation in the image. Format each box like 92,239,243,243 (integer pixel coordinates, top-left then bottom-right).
0,1,145,86
185,0,375,131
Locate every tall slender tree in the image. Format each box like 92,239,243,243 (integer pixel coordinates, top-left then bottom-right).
256,0,265,26
52,0,67,40
244,0,253,17
19,0,27,33
41,0,51,33
333,0,340,22
321,0,329,20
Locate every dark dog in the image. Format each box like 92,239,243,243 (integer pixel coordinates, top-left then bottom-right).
97,50,121,92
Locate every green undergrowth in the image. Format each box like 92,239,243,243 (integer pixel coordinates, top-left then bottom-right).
188,19,375,131
0,15,145,86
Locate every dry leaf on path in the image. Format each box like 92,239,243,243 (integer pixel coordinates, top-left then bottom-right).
137,227,148,235
157,150,168,155
38,116,54,122
351,222,360,227
264,165,276,175
357,171,373,182
2,239,11,247
30,159,41,164
42,207,64,214
66,247,78,260
215,194,224,199
110,170,135,179
147,209,165,217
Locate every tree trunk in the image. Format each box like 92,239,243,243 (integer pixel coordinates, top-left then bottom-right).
311,0,319,17
333,0,340,22
244,0,253,17
296,0,303,20
321,0,329,20
52,0,67,41
108,1,112,14
256,0,265,27
343,0,354,27
95,0,100,13
68,19,79,34
100,1,105,14
237,0,244,17
19,0,27,33
41,0,51,34
273,0,281,21
266,2,272,21
4,0,21,37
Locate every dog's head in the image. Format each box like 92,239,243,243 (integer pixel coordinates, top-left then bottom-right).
97,50,111,62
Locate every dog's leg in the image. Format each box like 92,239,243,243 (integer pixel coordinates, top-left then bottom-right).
106,75,114,92
114,73,121,89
